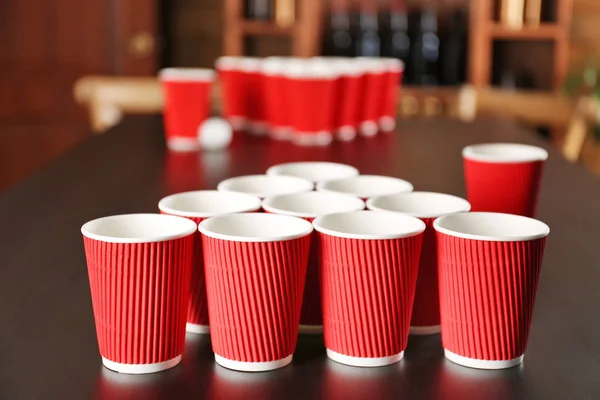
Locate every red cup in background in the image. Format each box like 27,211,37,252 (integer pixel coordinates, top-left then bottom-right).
332,59,365,141
158,191,262,334
317,174,413,201
81,214,197,374
216,57,246,131
313,211,425,367
286,59,339,146
379,58,404,132
239,57,267,136
463,143,548,217
367,192,471,334
217,174,313,199
434,212,549,369
159,68,215,152
357,58,387,137
262,192,365,333
266,161,360,186
199,213,313,371
261,57,292,140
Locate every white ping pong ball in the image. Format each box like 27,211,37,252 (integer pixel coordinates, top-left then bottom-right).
198,118,233,150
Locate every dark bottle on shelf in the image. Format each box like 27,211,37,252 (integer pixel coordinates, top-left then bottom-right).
440,9,467,85
382,0,410,65
324,0,354,57
246,0,273,21
354,0,381,57
408,6,440,85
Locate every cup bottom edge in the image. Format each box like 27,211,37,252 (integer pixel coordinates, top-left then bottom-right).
214,354,293,372
101,355,182,374
444,349,524,370
326,348,403,367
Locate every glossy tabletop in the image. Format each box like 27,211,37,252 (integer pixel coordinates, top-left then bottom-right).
1,116,600,399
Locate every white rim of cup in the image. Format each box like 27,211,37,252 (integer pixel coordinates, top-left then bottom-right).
198,213,313,242
317,175,414,199
238,57,262,72
159,68,216,81
284,58,340,80
356,57,387,74
367,192,471,219
217,174,314,198
81,213,197,244
266,162,359,184
261,57,287,76
215,56,242,71
462,143,548,163
433,212,550,242
158,190,262,218
313,210,426,240
262,191,365,219
380,57,405,73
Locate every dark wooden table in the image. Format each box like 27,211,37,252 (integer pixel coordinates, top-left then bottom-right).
2,116,600,399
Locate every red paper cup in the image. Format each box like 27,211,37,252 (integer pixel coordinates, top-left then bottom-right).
199,213,313,371
158,191,262,334
286,59,339,146
313,211,425,367
261,57,292,140
317,174,413,201
239,57,267,136
463,143,548,217
266,161,359,186
357,58,387,137
81,214,197,374
379,58,404,132
159,68,215,152
331,59,365,141
216,57,246,131
434,212,550,369
367,192,471,334
262,192,365,333
217,174,313,199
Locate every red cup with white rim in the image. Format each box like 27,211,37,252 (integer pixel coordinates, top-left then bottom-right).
266,161,359,186
158,191,262,334
367,192,471,334
217,174,313,199
357,58,387,137
313,211,425,367
463,143,548,217
81,214,197,374
317,174,413,201
286,58,339,146
239,57,267,136
434,212,549,369
199,213,313,371
379,58,404,132
332,58,366,141
216,57,246,131
159,68,215,152
262,192,365,334
261,57,292,140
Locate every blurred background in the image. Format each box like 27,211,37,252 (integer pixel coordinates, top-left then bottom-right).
2,0,600,192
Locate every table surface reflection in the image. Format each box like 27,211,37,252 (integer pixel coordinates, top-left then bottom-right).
2,116,600,399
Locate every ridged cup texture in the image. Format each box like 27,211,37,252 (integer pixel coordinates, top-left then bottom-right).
464,158,545,217
320,233,424,358
410,218,440,328
202,235,311,362
289,78,336,135
437,233,547,361
83,234,195,364
160,213,209,328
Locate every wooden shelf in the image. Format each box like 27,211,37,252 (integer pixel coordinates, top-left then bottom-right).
242,21,294,37
488,24,563,40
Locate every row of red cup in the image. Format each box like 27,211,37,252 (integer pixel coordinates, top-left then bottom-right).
217,56,404,145
81,143,549,374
